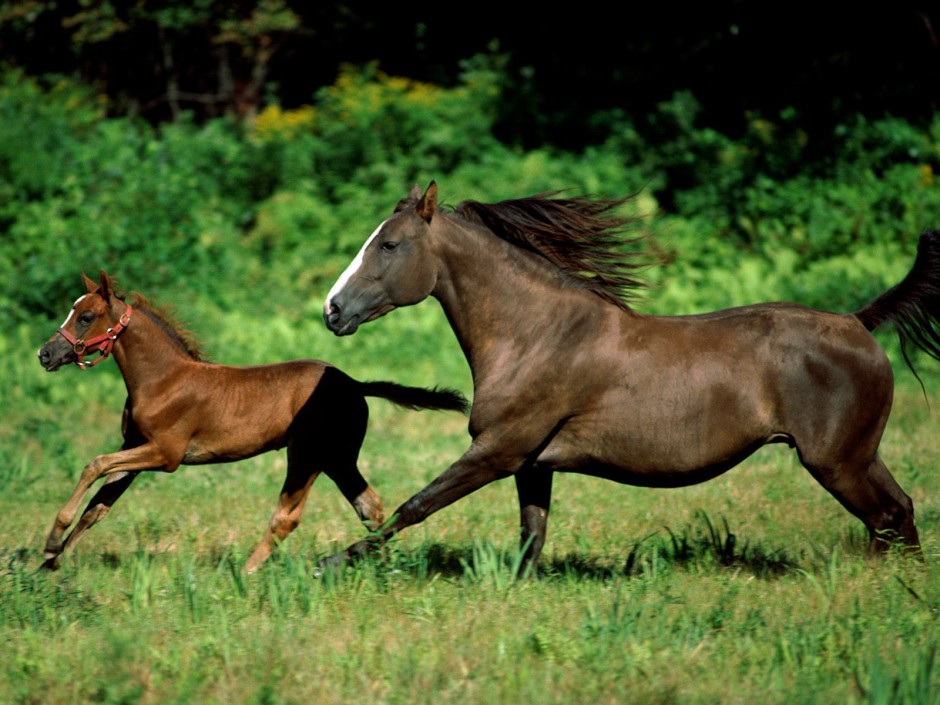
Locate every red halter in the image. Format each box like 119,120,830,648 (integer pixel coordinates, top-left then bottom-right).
57,303,133,370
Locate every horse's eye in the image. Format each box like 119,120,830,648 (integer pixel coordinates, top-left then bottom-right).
381,241,399,252
78,312,95,324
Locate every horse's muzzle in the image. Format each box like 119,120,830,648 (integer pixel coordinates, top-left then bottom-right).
323,302,360,336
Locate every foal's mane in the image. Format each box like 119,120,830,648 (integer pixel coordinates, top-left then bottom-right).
127,292,207,361
453,193,653,309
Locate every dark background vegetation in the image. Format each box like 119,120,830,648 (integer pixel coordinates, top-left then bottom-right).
1,1,939,328
2,2,938,144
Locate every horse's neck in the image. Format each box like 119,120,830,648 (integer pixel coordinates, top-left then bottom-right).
111,308,194,392
432,220,605,367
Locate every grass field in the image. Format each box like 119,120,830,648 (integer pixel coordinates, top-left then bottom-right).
2,304,939,705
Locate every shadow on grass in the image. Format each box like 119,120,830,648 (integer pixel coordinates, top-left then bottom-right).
371,512,807,583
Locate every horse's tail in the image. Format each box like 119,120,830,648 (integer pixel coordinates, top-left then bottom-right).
855,229,940,374
358,381,470,414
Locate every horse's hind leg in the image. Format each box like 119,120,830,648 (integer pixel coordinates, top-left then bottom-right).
42,472,139,570
515,467,553,575
805,453,919,554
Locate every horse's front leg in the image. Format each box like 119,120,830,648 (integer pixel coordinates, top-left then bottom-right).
515,466,553,576
44,443,171,564
319,441,522,571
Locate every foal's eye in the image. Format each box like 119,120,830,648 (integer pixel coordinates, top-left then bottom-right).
381,241,399,252
78,312,95,324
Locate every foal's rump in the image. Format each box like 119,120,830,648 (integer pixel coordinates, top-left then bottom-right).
185,360,467,463
179,359,333,463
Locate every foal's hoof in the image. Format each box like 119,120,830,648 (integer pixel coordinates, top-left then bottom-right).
43,540,63,558
39,556,61,571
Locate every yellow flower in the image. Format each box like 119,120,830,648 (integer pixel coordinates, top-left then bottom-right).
250,104,316,140
918,164,934,188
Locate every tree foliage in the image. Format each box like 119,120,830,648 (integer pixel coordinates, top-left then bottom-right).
1,64,938,328
1,2,937,150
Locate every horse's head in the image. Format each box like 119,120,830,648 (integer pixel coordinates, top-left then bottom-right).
38,270,132,371
324,182,441,336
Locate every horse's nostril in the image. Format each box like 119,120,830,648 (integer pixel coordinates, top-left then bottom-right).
327,302,341,323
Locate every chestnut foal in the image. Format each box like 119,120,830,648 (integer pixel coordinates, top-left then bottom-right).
38,271,467,572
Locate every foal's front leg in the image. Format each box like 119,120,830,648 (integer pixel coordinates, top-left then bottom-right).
41,472,139,570
44,443,171,563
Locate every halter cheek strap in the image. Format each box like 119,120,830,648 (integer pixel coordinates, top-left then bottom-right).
57,303,133,370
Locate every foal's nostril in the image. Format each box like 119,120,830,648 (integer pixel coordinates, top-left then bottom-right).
38,345,57,370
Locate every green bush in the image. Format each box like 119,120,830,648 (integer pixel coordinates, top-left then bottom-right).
2,64,939,333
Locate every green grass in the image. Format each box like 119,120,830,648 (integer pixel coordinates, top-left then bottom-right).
3,310,939,705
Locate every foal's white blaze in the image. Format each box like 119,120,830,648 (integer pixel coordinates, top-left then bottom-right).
60,295,88,329
41,295,89,355
325,219,388,311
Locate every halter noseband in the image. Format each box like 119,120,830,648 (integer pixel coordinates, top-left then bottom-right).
57,303,133,370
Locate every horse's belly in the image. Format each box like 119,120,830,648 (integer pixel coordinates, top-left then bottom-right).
538,432,767,488
536,394,774,487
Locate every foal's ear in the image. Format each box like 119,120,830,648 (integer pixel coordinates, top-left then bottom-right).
82,272,98,294
416,181,438,223
394,183,423,213
97,270,114,302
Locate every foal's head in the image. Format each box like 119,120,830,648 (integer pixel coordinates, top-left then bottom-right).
324,182,441,336
38,271,129,371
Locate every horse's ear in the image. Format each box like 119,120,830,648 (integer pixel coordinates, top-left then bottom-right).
82,272,98,293
416,181,438,223
98,270,114,302
394,184,423,213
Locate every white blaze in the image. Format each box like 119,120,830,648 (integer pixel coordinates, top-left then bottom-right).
325,219,388,309
60,295,88,328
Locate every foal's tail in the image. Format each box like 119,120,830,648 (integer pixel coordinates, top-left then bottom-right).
359,381,470,414
855,229,940,374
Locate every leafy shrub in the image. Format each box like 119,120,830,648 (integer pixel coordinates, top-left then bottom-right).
248,60,504,200
0,70,104,202
2,65,939,336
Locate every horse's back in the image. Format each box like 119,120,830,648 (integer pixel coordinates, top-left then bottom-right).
536,303,894,484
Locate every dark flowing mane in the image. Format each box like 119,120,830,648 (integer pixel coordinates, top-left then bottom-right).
453,193,655,309
128,292,207,361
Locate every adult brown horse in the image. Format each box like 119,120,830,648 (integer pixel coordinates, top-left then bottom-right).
323,181,940,571
37,271,468,572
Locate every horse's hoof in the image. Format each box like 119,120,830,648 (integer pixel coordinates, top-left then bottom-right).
39,557,60,571
313,551,347,578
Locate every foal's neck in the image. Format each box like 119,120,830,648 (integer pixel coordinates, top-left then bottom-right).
111,306,196,392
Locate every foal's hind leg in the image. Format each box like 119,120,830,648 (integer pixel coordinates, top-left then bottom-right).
245,453,322,574
245,380,382,573
805,453,919,554
245,449,383,573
